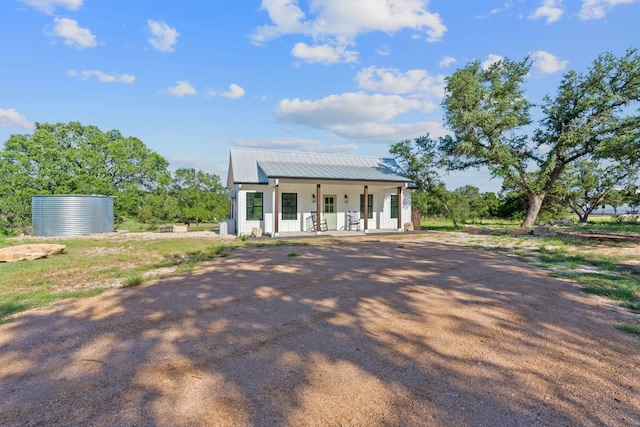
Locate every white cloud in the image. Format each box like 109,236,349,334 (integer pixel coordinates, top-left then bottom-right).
482,54,504,70
167,81,196,97
330,120,447,142
236,137,325,151
0,108,33,130
19,0,82,14
276,92,422,128
490,2,514,15
236,137,321,150
252,0,446,64
49,17,96,49
207,83,246,99
529,0,564,24
273,91,445,141
235,138,360,153
147,20,179,52
530,50,568,74
439,56,456,68
356,66,445,100
580,0,637,20
221,83,246,99
68,69,135,83
291,42,358,64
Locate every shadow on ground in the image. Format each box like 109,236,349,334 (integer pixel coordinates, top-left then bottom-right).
1,237,638,426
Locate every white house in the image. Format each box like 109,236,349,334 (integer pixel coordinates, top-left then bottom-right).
223,148,414,237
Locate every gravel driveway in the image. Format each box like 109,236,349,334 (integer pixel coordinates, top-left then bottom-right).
1,235,639,426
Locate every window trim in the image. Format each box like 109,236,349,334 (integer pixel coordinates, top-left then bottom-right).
390,194,398,219
360,194,373,219
246,192,263,221
281,192,297,220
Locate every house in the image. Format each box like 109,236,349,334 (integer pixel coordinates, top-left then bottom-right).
223,148,414,237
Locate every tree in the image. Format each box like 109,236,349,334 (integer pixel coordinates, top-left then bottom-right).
603,188,626,215
0,122,170,228
440,49,640,227
557,157,638,223
390,136,461,228
170,168,229,225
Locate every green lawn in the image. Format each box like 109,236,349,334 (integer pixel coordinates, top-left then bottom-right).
0,237,239,322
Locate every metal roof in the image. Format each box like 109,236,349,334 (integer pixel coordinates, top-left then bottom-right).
228,148,412,185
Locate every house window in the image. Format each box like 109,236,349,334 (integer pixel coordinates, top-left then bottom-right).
390,194,398,219
246,192,263,221
360,194,373,219
282,193,297,220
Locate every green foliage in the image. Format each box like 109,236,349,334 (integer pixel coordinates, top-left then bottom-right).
615,324,640,335
0,288,105,321
123,275,144,287
0,238,239,321
440,49,640,228
557,158,638,223
171,168,229,224
0,122,170,228
0,122,231,232
390,136,461,228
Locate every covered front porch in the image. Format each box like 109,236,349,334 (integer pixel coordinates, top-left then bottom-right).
270,179,410,237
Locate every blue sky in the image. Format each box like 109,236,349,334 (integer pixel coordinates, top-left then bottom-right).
1,0,638,193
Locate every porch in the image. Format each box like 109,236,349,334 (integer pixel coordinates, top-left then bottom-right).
271,228,406,239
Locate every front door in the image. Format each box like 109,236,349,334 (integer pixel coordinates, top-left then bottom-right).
323,195,337,230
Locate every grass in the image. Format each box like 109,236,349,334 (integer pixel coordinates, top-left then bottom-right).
445,227,640,334
0,237,242,321
2,224,639,335
0,288,105,323
615,324,640,335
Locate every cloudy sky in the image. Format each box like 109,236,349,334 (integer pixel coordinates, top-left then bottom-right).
1,0,638,192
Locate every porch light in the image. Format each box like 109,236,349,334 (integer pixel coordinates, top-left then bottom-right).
344,194,348,203
312,194,316,203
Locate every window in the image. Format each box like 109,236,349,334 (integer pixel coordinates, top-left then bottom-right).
282,193,297,220
246,192,263,221
360,194,373,219
390,194,398,219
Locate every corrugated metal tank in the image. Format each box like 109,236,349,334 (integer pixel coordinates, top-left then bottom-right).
32,195,115,236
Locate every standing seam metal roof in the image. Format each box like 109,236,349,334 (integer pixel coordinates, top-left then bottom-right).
228,148,411,185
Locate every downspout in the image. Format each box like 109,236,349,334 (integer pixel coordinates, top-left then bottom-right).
364,185,369,232
274,179,279,237
316,184,321,233
397,186,402,231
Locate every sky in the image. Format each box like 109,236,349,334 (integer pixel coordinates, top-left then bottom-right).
1,0,639,193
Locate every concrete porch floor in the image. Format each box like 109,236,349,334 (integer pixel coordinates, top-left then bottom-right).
272,228,405,238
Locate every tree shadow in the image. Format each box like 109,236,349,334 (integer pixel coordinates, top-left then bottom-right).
1,238,639,426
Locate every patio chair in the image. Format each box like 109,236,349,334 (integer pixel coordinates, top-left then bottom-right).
347,212,360,231
309,211,328,232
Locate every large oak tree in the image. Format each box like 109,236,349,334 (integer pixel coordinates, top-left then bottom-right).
440,49,640,227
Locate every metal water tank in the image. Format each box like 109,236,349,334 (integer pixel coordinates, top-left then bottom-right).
32,195,115,236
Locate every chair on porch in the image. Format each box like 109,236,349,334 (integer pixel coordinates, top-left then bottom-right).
309,211,328,232
347,211,360,231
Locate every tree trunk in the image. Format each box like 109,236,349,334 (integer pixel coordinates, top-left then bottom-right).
440,199,459,229
521,193,545,228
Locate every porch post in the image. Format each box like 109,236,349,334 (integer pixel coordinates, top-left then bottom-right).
364,185,369,231
397,186,402,230
274,184,279,236
316,184,321,232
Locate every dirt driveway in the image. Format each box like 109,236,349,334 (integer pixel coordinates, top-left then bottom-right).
1,235,639,426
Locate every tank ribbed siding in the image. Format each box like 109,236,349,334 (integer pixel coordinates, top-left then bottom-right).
32,195,115,237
